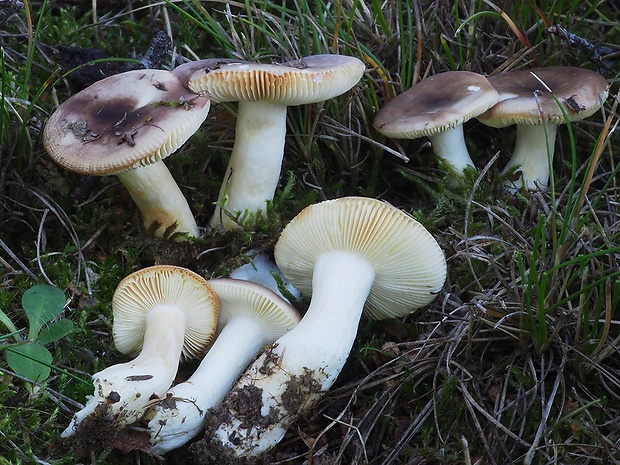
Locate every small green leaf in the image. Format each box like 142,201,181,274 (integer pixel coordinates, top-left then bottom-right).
36,319,73,345
5,343,53,383
22,285,66,338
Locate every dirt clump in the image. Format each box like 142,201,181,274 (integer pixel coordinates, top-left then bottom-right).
59,415,162,459
280,367,323,414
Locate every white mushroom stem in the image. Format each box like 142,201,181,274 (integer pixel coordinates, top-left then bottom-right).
117,161,199,238
147,315,269,453
62,304,187,437
211,251,376,456
429,124,476,173
209,101,287,231
501,123,558,191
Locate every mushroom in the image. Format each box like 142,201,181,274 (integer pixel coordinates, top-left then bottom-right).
373,71,501,174
146,278,300,453
477,66,608,190
43,69,211,238
62,265,219,437
202,196,447,458
175,55,365,231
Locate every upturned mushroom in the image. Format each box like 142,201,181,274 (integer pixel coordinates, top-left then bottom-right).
43,69,211,238
477,66,608,190
174,55,365,231
62,265,218,437
373,71,501,174
146,278,300,453
200,196,447,458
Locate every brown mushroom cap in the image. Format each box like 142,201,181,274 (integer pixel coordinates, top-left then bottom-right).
43,69,210,175
112,265,219,360
478,67,608,127
186,54,365,105
373,71,501,138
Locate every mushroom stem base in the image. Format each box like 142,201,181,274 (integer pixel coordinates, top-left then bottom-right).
62,304,187,436
147,316,266,453
501,123,558,191
207,251,376,457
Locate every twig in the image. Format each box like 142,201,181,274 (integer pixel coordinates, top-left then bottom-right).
0,236,37,279
523,353,565,464
548,25,615,70
35,208,53,286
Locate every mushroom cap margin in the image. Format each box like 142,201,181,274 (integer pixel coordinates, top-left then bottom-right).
187,54,365,106
478,66,608,127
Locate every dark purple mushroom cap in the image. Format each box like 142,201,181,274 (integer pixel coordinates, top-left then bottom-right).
43,69,210,175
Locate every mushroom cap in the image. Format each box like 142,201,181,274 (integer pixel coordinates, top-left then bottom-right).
112,265,219,360
274,197,447,320
478,66,608,127
186,54,365,106
207,278,300,340
373,71,501,138
43,69,210,175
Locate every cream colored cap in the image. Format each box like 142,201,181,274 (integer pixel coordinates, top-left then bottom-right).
207,278,300,341
43,69,210,175
274,197,447,320
478,66,608,127
112,265,219,360
186,54,365,105
374,71,501,138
